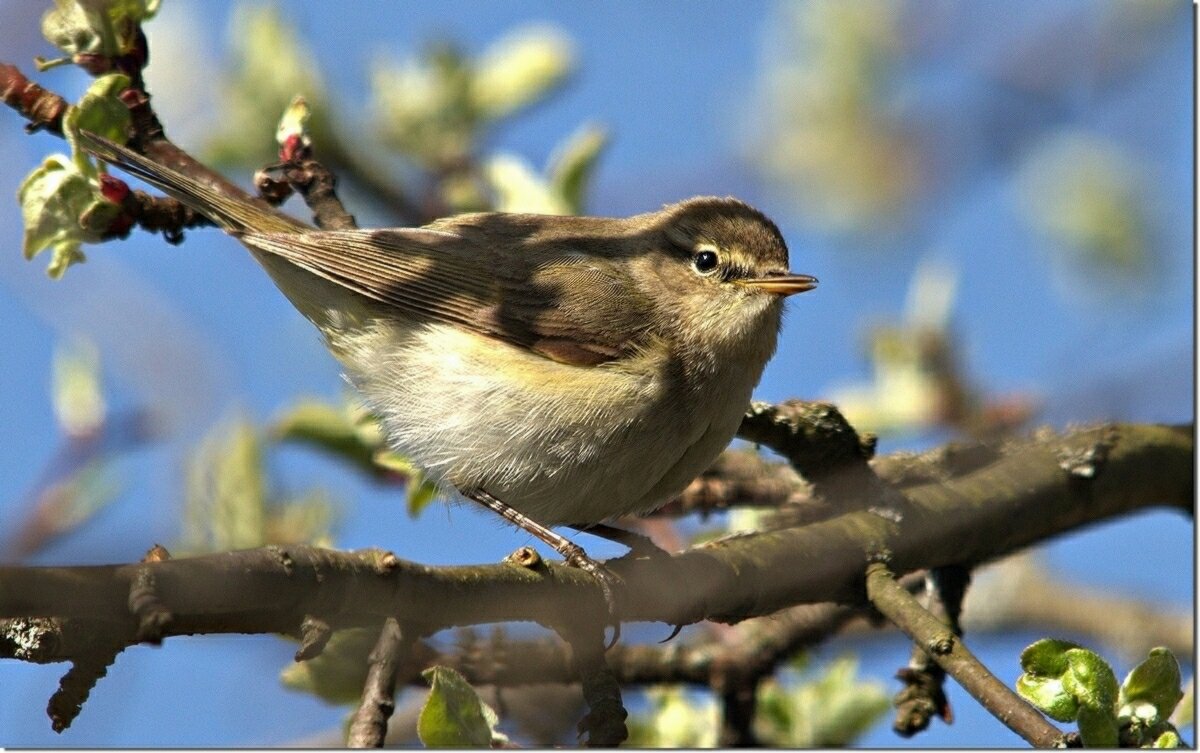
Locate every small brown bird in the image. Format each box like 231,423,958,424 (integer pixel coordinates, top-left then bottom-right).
80,132,817,621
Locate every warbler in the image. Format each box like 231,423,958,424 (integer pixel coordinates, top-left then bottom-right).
79,132,817,615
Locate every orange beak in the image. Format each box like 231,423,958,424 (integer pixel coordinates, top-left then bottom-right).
739,273,819,296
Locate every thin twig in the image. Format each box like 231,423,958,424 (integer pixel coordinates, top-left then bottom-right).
892,565,970,736
865,562,1066,748
0,62,68,134
346,618,409,748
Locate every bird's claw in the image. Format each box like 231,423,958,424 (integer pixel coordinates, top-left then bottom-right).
564,549,623,649
658,623,685,643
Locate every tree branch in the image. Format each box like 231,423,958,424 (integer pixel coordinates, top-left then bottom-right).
0,422,1188,650
866,562,1067,747
346,618,410,748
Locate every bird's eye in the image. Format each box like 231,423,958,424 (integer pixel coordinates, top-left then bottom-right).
692,249,720,274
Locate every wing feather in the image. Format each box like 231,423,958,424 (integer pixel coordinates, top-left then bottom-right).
241,225,655,366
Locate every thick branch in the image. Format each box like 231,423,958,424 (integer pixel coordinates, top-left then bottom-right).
0,423,1188,655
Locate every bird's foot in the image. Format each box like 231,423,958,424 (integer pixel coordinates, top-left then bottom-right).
560,542,624,648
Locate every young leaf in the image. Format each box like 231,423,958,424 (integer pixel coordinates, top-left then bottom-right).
1019,638,1084,679
18,156,103,278
64,73,132,168
418,666,503,747
1016,638,1087,722
1119,647,1184,724
1062,647,1119,715
272,399,380,476
1075,705,1119,748
1016,673,1079,723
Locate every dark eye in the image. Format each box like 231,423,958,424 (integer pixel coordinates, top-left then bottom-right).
692,249,719,274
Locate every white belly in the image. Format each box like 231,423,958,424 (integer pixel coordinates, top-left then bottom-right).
339,321,757,525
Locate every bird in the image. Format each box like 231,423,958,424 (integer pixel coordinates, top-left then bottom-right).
78,131,817,627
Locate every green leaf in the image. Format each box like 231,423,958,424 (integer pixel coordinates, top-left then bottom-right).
1058,648,1119,747
1062,648,1119,714
1020,639,1084,679
17,155,105,278
1153,730,1182,748
281,628,379,704
272,399,381,477
1016,673,1079,723
65,73,132,169
418,666,502,748
1119,648,1184,724
547,123,608,214
1016,639,1091,722
470,24,574,120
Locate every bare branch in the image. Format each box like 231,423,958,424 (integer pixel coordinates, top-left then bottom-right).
866,562,1066,747
346,618,409,748
0,423,1188,648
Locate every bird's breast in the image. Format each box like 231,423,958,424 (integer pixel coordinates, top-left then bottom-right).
343,318,765,525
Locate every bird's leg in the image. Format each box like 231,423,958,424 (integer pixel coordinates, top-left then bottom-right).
567,522,672,561
464,488,622,643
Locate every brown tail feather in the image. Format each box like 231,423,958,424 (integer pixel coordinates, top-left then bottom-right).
76,131,308,235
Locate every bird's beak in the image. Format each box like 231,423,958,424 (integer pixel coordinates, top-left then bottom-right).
739,273,819,296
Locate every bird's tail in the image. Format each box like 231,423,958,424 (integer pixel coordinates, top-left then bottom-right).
76,131,308,235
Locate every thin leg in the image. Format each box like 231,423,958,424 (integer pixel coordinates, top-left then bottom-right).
464,488,622,644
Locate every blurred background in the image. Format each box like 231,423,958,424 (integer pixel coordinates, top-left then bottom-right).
0,0,1193,746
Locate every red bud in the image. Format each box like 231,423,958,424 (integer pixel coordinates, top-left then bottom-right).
99,173,130,204
280,133,304,162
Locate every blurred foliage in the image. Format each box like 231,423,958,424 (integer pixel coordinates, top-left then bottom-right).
271,396,440,518
756,655,890,746
749,0,919,233
626,686,719,748
180,416,333,554
626,656,887,748
281,627,379,705
204,4,329,168
1018,640,1186,748
1017,133,1150,272
37,0,159,69
51,339,106,438
372,24,573,171
829,259,1036,439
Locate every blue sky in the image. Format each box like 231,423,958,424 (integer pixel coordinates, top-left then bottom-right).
0,1,1192,746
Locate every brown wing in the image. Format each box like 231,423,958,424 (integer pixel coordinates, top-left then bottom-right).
241,223,656,367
